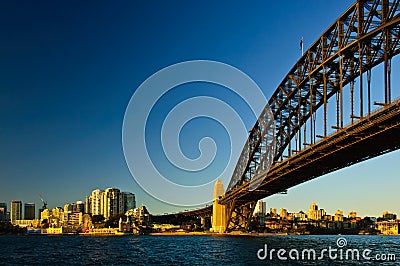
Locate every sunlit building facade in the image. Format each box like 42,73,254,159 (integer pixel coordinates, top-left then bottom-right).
24,202,35,220
90,189,104,216
11,200,22,225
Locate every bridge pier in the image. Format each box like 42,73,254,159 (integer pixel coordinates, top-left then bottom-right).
225,200,256,233
211,199,226,233
211,180,227,233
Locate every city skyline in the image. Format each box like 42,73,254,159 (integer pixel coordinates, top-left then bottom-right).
1,0,399,216
1,179,398,219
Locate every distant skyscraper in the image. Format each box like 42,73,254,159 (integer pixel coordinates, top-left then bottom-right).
24,202,35,220
120,192,136,213
90,189,104,216
11,200,22,224
85,196,91,214
254,200,267,225
0,203,7,221
103,188,120,219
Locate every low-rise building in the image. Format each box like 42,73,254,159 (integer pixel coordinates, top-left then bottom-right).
376,220,399,235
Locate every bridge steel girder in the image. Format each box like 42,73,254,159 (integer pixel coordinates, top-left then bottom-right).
222,98,400,205
225,200,256,233
222,0,400,232
226,0,400,195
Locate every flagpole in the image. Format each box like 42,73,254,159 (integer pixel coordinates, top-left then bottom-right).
301,36,304,56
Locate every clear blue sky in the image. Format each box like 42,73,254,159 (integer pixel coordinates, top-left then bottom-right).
1,0,398,217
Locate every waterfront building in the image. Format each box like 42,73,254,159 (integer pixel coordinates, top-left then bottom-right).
73,201,84,213
103,188,120,219
293,211,307,221
67,212,83,226
24,203,35,220
382,211,397,221
348,211,357,219
253,200,267,225
40,209,51,221
118,217,131,233
64,204,73,213
14,219,41,228
375,220,399,235
120,192,136,213
270,208,278,218
41,207,66,227
0,203,7,221
10,200,22,225
87,188,135,218
42,226,75,235
126,205,151,226
85,196,91,214
90,189,104,216
280,208,288,219
306,202,326,221
334,210,344,222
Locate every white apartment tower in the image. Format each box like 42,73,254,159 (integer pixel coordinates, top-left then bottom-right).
90,189,104,216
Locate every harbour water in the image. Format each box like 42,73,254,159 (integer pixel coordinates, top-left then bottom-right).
0,235,399,265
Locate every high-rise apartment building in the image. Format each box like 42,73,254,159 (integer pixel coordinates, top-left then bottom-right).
120,192,136,213
103,188,120,219
254,200,267,224
85,196,91,214
86,188,136,219
0,203,7,221
90,189,104,216
11,200,22,224
24,202,35,220
74,201,84,213
306,202,326,221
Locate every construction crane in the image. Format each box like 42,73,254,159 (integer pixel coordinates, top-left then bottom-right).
39,194,48,210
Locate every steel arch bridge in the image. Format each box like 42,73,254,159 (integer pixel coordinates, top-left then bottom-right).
218,0,400,232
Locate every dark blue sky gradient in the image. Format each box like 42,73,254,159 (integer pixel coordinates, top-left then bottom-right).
3,0,398,216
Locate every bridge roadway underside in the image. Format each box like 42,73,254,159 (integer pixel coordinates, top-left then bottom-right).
221,99,400,205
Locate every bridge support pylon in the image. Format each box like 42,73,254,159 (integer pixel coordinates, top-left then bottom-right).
211,179,227,233
224,200,256,233
211,198,226,233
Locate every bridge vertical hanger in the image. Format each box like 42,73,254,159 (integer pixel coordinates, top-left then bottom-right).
298,84,302,149
350,81,355,123
358,0,364,118
383,0,391,104
367,69,371,114
288,92,292,157
338,19,344,129
322,36,328,137
310,78,314,145
323,68,328,136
